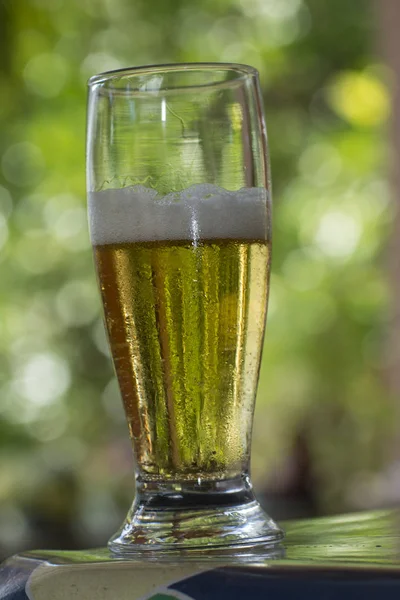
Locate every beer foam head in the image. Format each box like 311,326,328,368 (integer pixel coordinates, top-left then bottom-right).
88,184,269,244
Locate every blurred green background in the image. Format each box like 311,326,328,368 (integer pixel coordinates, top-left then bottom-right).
0,0,397,558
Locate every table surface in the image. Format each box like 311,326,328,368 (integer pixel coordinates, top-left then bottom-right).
2,508,400,599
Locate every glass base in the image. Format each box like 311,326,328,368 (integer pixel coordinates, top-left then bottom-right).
109,476,284,557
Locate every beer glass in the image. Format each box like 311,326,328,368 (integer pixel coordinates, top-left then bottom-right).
86,63,283,556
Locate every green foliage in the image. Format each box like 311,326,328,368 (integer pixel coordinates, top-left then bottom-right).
0,0,393,556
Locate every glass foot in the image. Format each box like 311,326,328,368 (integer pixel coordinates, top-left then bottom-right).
108,477,284,557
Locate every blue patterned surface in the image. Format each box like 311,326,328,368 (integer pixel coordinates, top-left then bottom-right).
2,563,400,600
171,568,400,600
0,565,32,600
2,509,400,599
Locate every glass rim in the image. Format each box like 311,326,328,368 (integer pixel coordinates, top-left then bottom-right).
87,62,259,91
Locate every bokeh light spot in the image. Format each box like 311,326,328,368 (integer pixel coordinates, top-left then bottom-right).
43,193,87,249
31,405,69,442
15,232,60,274
2,142,45,187
102,378,125,423
299,143,342,187
45,202,89,252
314,211,362,258
23,52,69,98
92,318,111,358
327,71,390,127
13,353,71,407
80,53,123,82
282,249,326,291
0,185,13,218
56,280,99,327
240,0,302,20
0,214,9,252
53,207,86,239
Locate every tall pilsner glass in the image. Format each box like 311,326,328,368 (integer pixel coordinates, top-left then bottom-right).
86,63,283,556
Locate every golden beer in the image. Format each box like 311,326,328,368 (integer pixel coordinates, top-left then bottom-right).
94,237,269,481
